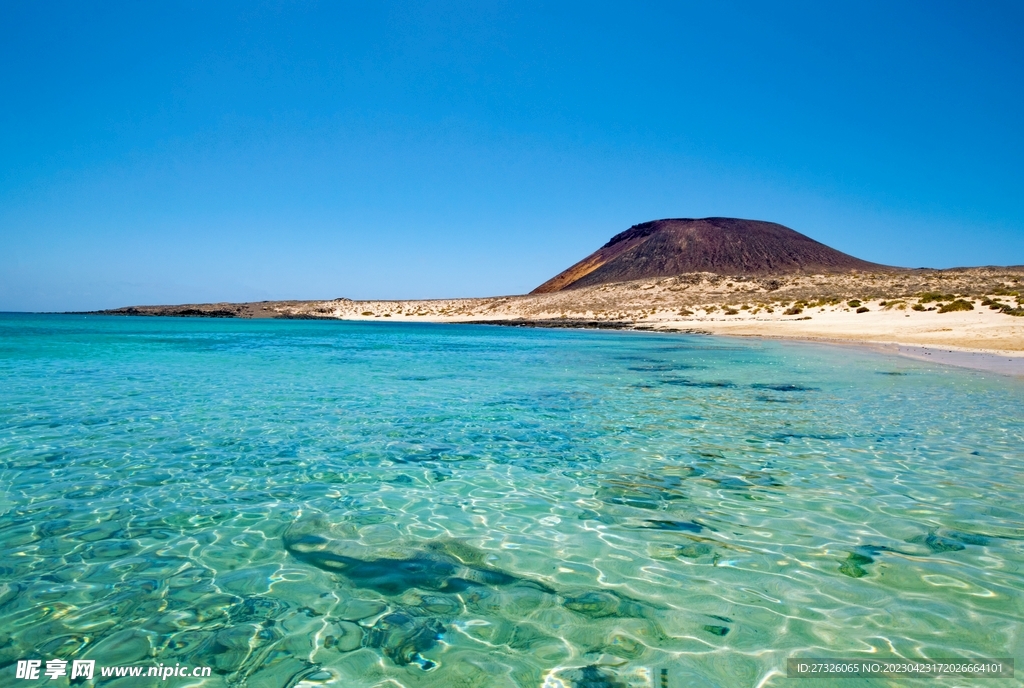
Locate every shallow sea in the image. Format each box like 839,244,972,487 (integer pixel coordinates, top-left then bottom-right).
1,314,1022,687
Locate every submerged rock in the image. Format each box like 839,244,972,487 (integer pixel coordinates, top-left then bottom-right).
335,598,386,621
292,549,475,595
548,664,628,688
323,620,363,652
229,596,284,624
838,552,875,578
649,541,715,560
908,528,1000,551
837,545,906,578
639,519,704,533
284,526,555,596
365,611,443,668
939,530,992,546
907,532,966,553
708,472,784,490
563,590,653,620
659,378,736,388
409,594,462,616
595,473,689,510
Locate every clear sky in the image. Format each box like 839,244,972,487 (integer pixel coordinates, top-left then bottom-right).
2,1,1022,311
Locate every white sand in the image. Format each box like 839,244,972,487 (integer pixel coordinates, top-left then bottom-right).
281,296,1021,375
129,269,1024,374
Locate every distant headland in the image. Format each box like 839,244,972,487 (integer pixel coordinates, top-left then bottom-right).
91,217,1024,362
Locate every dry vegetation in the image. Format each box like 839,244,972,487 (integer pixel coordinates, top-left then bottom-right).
265,268,1024,321
99,268,1024,353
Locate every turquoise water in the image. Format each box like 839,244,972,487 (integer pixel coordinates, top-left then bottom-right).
1,314,1022,687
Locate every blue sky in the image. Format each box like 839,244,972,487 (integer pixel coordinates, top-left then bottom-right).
2,1,1022,311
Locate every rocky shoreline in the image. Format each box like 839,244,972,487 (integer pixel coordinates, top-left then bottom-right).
81,268,1024,359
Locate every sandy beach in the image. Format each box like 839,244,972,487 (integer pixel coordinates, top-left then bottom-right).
323,297,1024,376
99,268,1024,376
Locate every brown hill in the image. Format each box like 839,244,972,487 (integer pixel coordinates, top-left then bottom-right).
532,217,895,293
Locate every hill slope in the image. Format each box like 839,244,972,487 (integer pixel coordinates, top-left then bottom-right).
532,217,893,293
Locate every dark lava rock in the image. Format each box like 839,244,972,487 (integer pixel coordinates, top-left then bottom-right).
533,217,895,293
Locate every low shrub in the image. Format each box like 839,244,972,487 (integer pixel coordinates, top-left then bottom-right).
724,308,739,315
848,299,862,308
361,311,374,316
938,299,974,313
784,307,802,315
912,304,926,312
918,292,955,304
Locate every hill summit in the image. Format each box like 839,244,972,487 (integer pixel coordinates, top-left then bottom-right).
532,217,893,293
